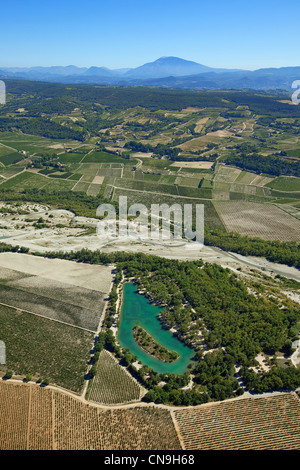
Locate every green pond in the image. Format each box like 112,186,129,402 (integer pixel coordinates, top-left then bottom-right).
118,282,195,374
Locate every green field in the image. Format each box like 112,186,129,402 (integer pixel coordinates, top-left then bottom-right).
287,149,300,158
58,152,85,163
111,187,225,230
82,151,130,164
0,152,24,166
89,349,142,404
0,304,93,391
0,172,49,190
266,176,300,192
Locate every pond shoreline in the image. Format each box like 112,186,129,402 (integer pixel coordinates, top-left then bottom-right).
117,281,195,374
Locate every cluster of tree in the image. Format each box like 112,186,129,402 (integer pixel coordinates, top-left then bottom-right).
193,350,237,388
124,115,176,133
221,92,300,118
268,120,299,133
3,371,48,386
255,116,300,136
28,153,64,171
132,325,179,363
32,217,49,229
6,79,300,119
89,331,106,378
143,386,210,406
15,97,77,117
126,259,300,399
222,110,250,118
0,242,28,254
225,152,300,177
124,139,218,161
0,116,84,141
204,228,300,268
64,85,237,112
130,259,297,359
103,279,119,329
82,116,112,133
240,366,300,393
0,188,115,218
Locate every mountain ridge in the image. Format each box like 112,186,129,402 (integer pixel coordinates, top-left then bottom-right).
0,56,299,90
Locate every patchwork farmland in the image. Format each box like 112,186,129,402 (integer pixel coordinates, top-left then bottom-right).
1,156,299,246
0,83,300,451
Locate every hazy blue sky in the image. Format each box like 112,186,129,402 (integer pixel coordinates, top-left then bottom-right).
1,0,299,69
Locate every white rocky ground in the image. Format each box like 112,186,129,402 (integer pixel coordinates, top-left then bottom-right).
0,203,299,283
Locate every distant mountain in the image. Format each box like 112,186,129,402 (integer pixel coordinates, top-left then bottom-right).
0,57,246,81
124,57,214,78
2,65,88,77
123,56,244,79
83,66,133,77
0,57,299,91
135,67,300,90
84,66,117,77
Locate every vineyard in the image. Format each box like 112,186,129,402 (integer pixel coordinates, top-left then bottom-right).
89,349,144,405
0,254,114,392
28,385,53,450
54,392,181,450
214,200,300,242
0,382,53,450
0,381,181,450
173,393,300,450
0,304,93,392
1,381,300,450
111,188,225,230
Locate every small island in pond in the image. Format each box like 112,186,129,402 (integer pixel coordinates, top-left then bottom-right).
132,325,180,363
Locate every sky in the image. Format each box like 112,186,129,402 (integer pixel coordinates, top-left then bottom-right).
0,0,299,70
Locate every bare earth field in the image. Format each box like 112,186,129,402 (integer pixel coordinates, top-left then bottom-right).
194,117,209,133
214,200,300,242
91,175,104,184
0,252,112,292
0,253,113,331
170,161,214,169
